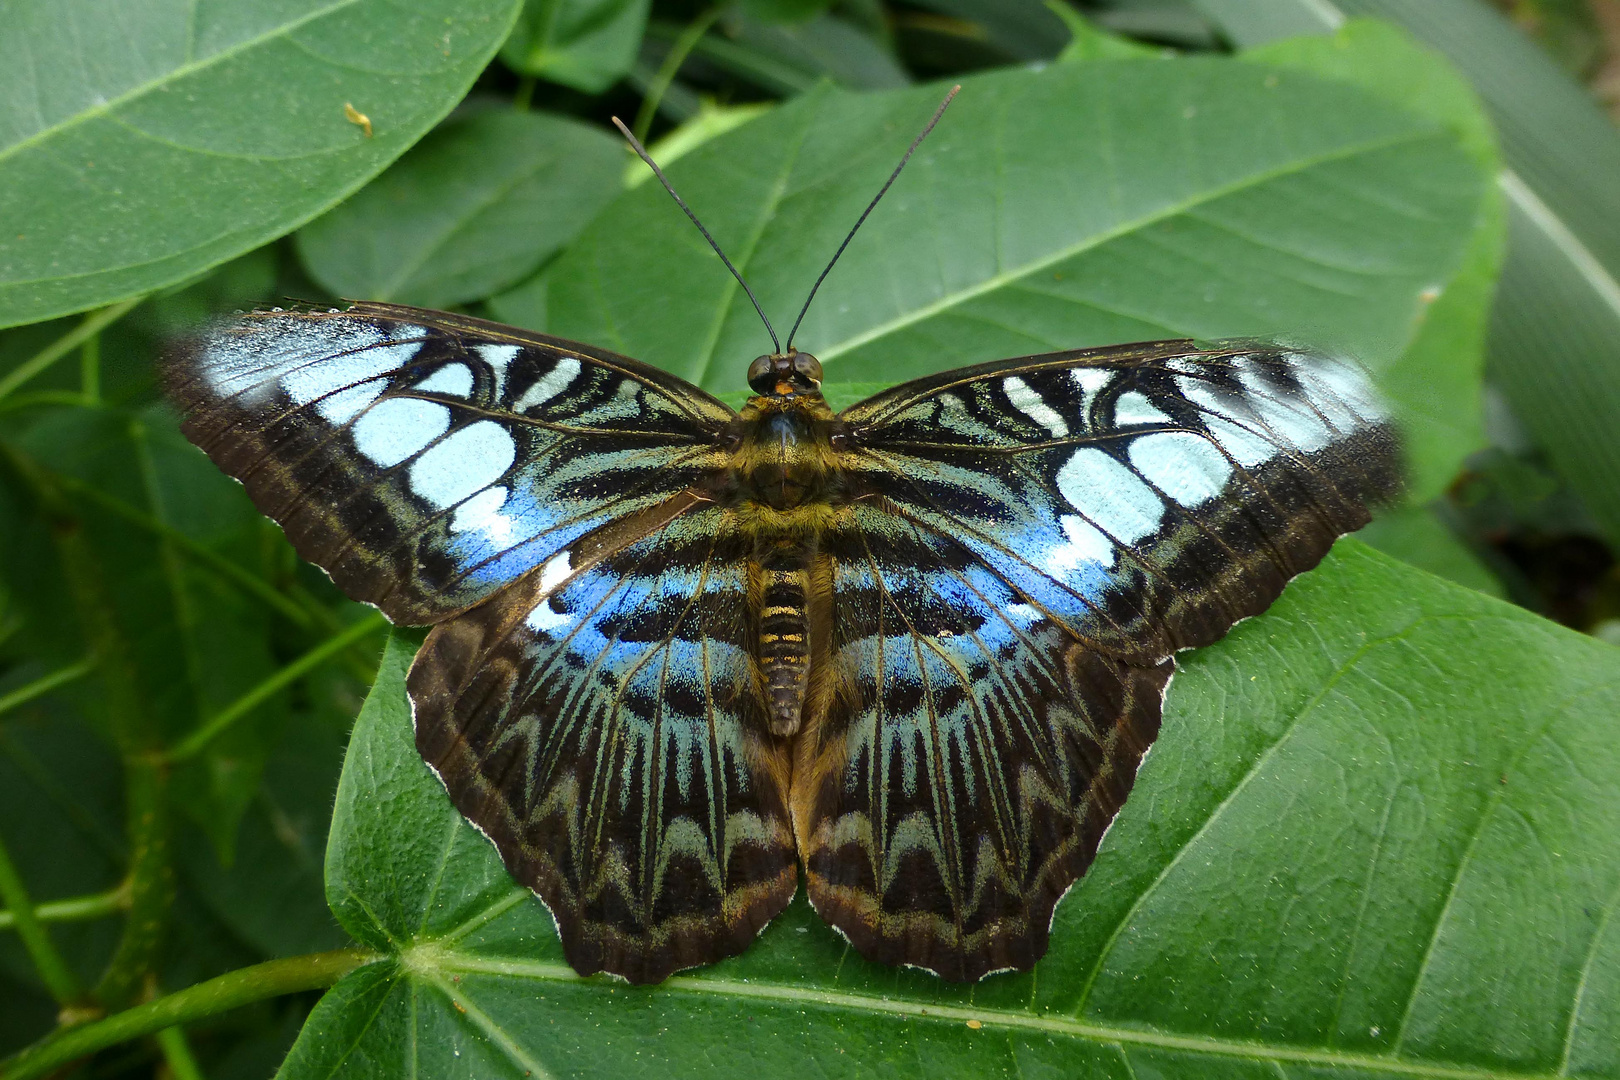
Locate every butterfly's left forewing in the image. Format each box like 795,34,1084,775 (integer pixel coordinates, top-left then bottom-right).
797,341,1399,979
167,302,735,623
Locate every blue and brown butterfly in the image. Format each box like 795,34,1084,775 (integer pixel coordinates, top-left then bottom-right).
163,94,1400,985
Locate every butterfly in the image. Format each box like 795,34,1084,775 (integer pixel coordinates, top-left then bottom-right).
164,93,1399,984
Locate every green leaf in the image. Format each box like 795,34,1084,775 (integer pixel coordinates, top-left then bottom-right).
1240,20,1504,501
1189,0,1620,544
1050,3,1162,62
491,40,1495,500
500,0,650,93
283,541,1620,1077
0,0,522,329
296,108,623,309
1357,505,1505,598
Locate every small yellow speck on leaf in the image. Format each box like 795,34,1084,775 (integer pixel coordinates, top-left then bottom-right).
966,1019,983,1030
344,103,373,138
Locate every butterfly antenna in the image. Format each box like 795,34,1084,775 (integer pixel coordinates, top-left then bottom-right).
784,84,960,353
612,116,781,354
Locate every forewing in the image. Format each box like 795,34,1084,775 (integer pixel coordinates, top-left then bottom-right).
795,503,1172,980
839,340,1401,663
411,506,798,984
166,302,734,624
800,341,1398,977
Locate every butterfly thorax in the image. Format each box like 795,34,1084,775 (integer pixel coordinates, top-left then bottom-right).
717,352,849,737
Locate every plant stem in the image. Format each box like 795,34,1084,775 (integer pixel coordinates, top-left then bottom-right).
164,613,389,763
0,660,94,722
154,1026,204,1080
633,6,722,143
95,759,172,1009
0,831,82,1005
513,74,536,111
0,948,379,1080
0,297,141,403
80,329,100,404
0,881,129,932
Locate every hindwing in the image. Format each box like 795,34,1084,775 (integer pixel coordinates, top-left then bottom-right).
411,507,798,984
796,341,1399,977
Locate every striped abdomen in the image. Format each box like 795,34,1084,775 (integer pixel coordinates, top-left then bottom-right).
753,542,811,736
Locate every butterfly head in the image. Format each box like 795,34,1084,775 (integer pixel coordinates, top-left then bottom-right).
748,350,823,398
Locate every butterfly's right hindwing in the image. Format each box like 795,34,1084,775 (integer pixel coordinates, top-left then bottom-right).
166,302,735,625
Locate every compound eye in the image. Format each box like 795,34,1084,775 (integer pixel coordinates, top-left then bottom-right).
747,355,776,394
792,352,823,385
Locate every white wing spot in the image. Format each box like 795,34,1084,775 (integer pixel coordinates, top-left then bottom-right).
410,420,517,510
1055,447,1164,544
352,398,450,467
1176,376,1277,468
527,551,578,632
514,356,582,413
476,344,522,401
1113,390,1172,427
1002,376,1069,437
414,363,474,398
450,485,511,539
1129,432,1233,507
1236,359,1331,452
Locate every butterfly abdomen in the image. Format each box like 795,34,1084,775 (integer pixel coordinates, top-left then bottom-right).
751,540,813,737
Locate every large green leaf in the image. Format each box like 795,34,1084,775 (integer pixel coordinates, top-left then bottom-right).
296,107,623,309
279,541,1620,1078
491,33,1495,500
0,0,521,329
1190,0,1620,544
500,0,650,93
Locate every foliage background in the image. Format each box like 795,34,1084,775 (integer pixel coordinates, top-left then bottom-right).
1,1,1618,1078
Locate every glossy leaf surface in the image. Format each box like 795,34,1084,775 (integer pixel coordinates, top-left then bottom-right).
0,0,520,328
297,108,622,309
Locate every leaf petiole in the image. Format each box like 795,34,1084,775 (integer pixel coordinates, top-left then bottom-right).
0,947,380,1080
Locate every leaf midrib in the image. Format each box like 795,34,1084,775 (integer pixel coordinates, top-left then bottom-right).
814,127,1452,365
408,952,1547,1080
0,0,364,169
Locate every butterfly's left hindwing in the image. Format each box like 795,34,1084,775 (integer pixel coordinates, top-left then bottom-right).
166,302,735,624
410,507,798,985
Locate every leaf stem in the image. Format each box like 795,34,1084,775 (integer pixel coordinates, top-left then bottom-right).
0,660,94,721
0,881,130,932
94,759,172,1008
0,298,141,403
0,830,83,1005
164,613,389,763
154,1026,204,1080
633,7,722,143
0,947,379,1080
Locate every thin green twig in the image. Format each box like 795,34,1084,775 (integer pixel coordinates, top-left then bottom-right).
0,947,379,1080
0,881,130,932
164,613,389,763
0,298,142,403
154,1026,204,1080
0,660,94,721
79,329,100,404
633,6,723,143
94,760,171,1009
0,831,83,1005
